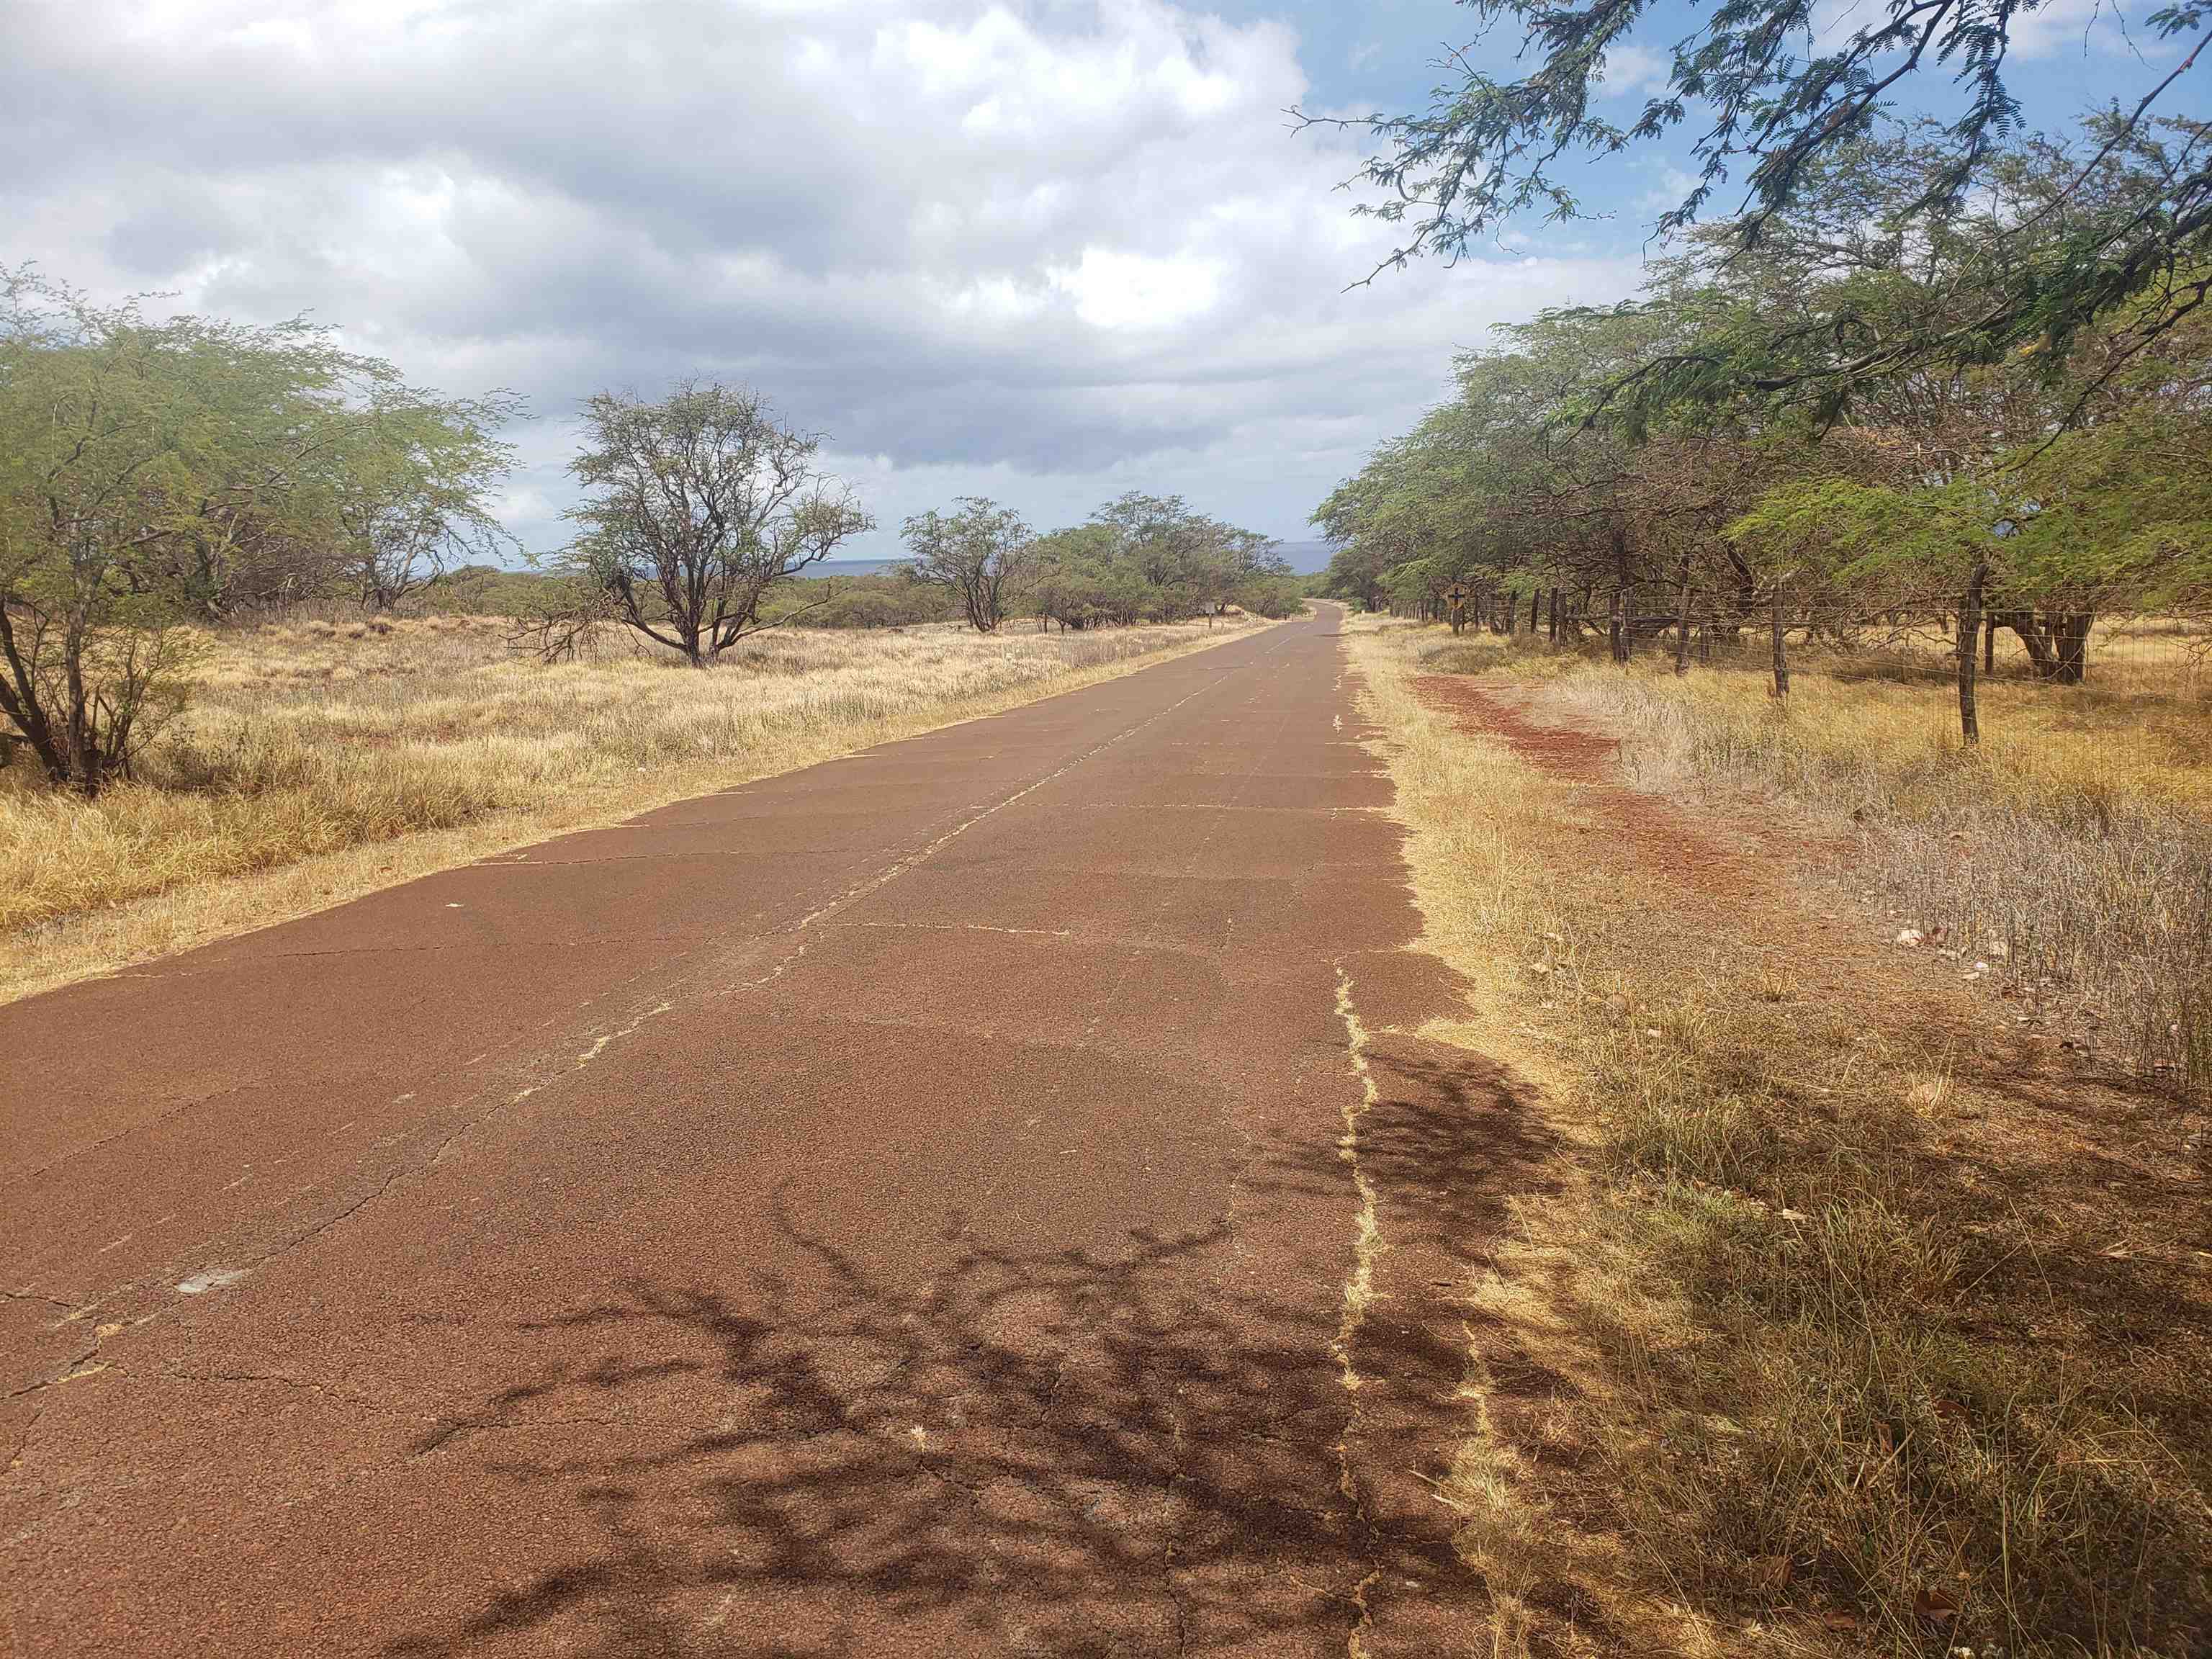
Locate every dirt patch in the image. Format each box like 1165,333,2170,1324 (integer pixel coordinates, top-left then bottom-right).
1412,670,2206,1143
1415,675,1621,781
1403,662,2212,1657
1419,674,1772,906
1416,673,1957,1033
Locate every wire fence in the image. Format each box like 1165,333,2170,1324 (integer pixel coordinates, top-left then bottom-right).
1411,588,2210,699
1660,613,2209,696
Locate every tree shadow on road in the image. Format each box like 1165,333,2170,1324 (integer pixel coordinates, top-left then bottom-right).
384,1028,1561,1658
384,1222,1359,1656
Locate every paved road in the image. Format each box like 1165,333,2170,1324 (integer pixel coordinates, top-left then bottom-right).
3,605,1539,1658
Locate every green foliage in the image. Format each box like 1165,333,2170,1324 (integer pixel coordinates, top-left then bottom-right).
0,271,382,792
1313,0,2210,399
1313,127,2212,691
2003,391,2212,614
562,379,871,663
1236,572,1308,619
1025,523,1143,627
421,564,567,616
1020,498,1285,629
336,386,523,608
0,270,529,792
903,497,1035,633
763,570,957,630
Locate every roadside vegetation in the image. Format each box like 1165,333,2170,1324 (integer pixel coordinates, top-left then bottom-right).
1313,119,2211,753
1310,10,2212,1645
1350,618,2212,1659
1308,94,2212,1090
1545,647,2212,1095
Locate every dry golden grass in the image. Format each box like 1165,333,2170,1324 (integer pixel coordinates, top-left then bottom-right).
0,612,1267,1003
1527,642,2212,1096
1829,614,2208,707
1545,643,2212,815
1406,624,2212,1092
1345,619,1707,1659
1344,616,2212,1659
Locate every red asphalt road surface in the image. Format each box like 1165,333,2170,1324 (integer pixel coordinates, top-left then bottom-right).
4,604,1541,1658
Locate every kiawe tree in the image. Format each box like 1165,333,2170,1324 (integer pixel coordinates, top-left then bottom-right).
1087,493,1290,621
1025,523,1123,630
933,502,1293,632
1195,523,1288,620
338,387,524,611
903,497,1035,634
1305,0,2210,397
563,380,871,665
0,271,385,794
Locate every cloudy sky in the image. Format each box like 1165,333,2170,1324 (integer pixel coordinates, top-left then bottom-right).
1,0,2167,559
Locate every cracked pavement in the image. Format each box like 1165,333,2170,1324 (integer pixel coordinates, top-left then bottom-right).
1,606,1544,1657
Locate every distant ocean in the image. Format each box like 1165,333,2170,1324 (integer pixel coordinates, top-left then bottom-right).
811,539,1333,580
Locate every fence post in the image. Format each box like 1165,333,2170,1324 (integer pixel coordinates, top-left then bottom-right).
1770,583,1790,700
1958,559,1987,745
1674,557,1694,675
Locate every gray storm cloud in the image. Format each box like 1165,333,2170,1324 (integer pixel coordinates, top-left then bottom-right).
1,0,1640,554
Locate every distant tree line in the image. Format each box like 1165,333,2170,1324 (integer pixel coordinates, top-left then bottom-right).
2,274,1297,796
1314,122,2212,743
902,493,1303,633
513,402,1302,662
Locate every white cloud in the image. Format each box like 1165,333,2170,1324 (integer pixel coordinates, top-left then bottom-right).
0,0,1641,552
1811,0,2153,59
1597,43,1671,99
2005,0,2157,58
1048,248,1226,331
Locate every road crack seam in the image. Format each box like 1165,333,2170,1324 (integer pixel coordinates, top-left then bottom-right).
1160,1393,1197,1659
1164,1541,1193,1659
703,631,1302,1029
202,953,706,1291
156,1364,398,1415
1,1288,82,1316
3,1310,129,1474
4,1078,261,1196
405,1412,639,1458
1082,695,1282,1042
574,1000,673,1069
783,664,1264,940
1330,960,1386,1659
13,932,685,1202
4,1405,40,1475
702,644,1298,1008
839,919,1075,941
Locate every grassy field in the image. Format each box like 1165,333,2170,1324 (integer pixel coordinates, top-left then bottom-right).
1349,619,2212,1658
1544,640,2212,1097
0,612,1267,1004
